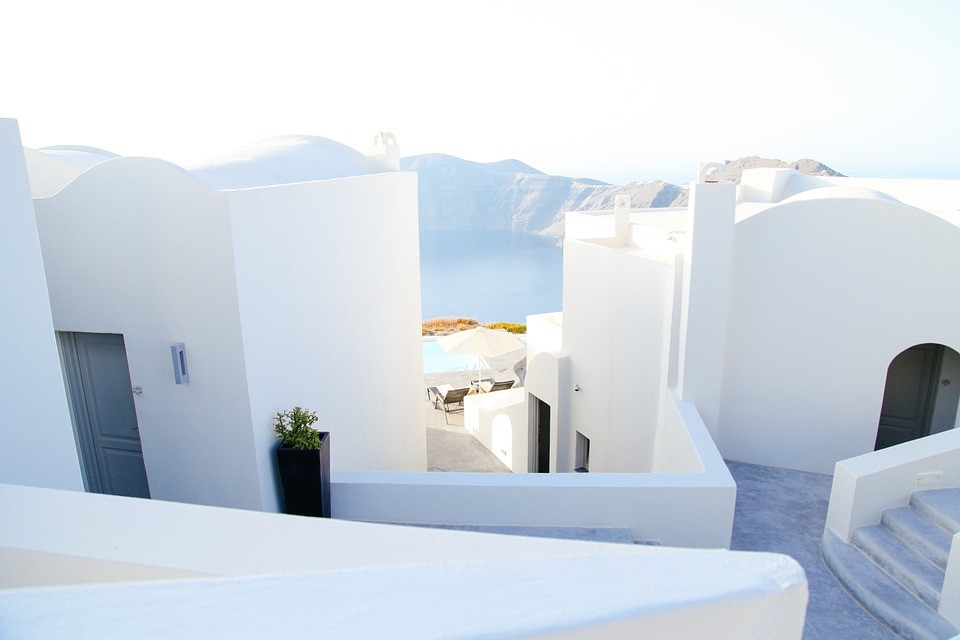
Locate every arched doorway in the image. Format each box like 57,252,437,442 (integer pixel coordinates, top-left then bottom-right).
875,343,960,450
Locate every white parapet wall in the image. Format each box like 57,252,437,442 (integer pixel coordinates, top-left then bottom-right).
333,469,735,548
652,389,709,473
335,390,736,549
0,483,807,639
823,429,960,626
825,429,960,541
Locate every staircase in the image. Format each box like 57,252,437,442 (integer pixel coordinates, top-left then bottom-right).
822,488,960,640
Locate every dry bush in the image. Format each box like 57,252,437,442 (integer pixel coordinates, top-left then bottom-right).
422,318,527,335
422,317,480,336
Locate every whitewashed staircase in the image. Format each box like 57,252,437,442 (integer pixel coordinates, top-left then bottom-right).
823,488,959,640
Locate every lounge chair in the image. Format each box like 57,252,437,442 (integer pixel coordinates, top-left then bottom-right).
426,385,471,424
470,377,495,393
482,380,515,393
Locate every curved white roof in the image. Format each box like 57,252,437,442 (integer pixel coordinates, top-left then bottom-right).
37,145,118,171
186,135,385,190
779,185,900,204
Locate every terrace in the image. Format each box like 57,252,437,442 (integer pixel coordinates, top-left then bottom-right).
418,341,913,639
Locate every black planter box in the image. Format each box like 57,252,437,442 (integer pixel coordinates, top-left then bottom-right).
276,432,330,517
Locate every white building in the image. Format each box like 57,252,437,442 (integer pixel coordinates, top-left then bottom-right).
3,122,425,512
524,164,960,476
504,164,960,635
0,118,808,638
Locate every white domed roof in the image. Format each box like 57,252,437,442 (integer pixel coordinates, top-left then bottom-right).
780,186,900,204
37,145,118,171
187,135,384,189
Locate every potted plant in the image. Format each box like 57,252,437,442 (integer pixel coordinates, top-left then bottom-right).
274,406,330,517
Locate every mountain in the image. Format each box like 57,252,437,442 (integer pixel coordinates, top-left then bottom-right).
402,154,843,238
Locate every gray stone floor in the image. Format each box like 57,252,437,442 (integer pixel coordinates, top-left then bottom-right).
727,460,895,640
423,344,521,473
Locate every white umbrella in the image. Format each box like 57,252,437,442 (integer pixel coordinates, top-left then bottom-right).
436,326,525,390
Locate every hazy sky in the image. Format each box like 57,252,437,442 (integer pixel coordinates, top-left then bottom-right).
5,0,958,184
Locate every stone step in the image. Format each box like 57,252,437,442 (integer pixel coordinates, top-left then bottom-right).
822,530,959,640
911,489,960,535
882,506,952,571
851,524,944,608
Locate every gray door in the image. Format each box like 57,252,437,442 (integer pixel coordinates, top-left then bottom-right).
61,332,150,498
875,344,943,450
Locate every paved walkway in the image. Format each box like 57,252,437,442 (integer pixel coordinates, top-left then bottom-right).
727,460,894,640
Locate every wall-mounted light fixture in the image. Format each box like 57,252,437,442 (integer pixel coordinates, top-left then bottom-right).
171,342,189,384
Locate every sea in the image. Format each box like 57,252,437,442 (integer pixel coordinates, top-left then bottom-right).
419,229,563,324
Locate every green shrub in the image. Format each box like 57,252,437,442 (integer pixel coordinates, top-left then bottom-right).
274,406,322,450
485,322,526,334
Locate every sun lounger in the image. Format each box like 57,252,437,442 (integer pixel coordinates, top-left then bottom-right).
426,385,471,424
481,380,515,393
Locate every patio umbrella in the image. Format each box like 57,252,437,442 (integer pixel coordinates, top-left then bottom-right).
436,326,525,390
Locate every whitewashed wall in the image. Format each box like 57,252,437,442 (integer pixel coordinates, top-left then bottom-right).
943,532,960,628
719,198,960,473
524,351,568,472
675,182,736,436
227,172,425,511
0,482,806,639
0,119,83,491
652,389,706,473
33,159,423,512
333,467,736,549
525,312,562,362
34,159,264,509
561,238,676,473
464,388,527,471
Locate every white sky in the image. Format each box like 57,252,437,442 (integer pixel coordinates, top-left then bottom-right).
4,0,958,184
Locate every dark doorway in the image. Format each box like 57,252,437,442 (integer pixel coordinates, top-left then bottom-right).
532,395,551,473
876,344,946,450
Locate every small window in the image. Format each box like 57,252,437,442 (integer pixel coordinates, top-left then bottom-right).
575,431,590,473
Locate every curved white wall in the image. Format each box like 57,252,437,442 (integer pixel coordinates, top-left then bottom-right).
719,198,960,473
34,160,424,511
34,159,264,509
0,120,83,491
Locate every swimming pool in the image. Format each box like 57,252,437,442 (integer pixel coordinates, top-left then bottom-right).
422,339,484,373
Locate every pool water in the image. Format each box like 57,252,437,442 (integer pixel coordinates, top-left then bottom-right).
422,340,484,373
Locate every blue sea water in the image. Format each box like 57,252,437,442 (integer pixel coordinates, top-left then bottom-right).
419,230,563,324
